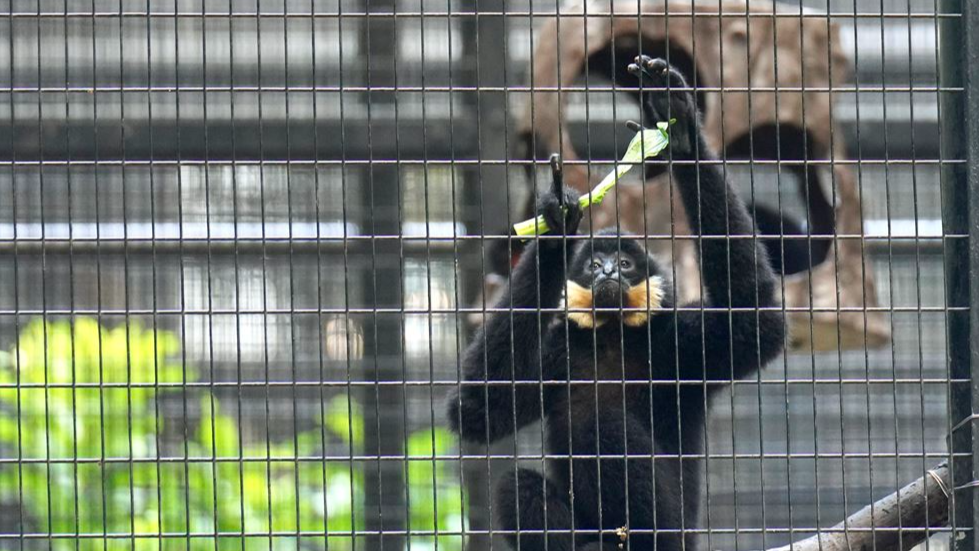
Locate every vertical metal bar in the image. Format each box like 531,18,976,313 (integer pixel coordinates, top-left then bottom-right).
142,6,165,549
225,2,248,544
940,1,976,550
61,3,81,545
254,5,274,548
171,2,193,548
880,0,900,546
444,5,467,551
311,3,332,550
933,1,957,551
200,2,222,547
5,5,26,550
282,5,304,548
968,0,979,545
115,2,138,547
393,3,411,549
903,1,931,549
732,5,748,547
33,3,54,547
414,5,432,551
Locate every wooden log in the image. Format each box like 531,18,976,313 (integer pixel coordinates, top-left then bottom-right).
758,463,950,551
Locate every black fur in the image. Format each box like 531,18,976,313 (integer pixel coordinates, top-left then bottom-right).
447,57,785,551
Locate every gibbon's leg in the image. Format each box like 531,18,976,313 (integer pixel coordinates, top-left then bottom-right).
568,407,685,551
497,468,577,551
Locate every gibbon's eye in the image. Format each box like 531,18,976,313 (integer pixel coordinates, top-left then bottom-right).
591,260,602,270
619,258,634,270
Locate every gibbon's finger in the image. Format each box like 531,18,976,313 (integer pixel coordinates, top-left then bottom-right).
626,120,642,132
549,153,564,206
643,55,662,72
630,54,663,83
628,62,655,85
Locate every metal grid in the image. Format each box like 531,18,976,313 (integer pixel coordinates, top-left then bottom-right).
0,1,973,550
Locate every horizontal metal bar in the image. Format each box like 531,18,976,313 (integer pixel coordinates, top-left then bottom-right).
0,379,967,391
0,85,963,93
0,527,961,541
0,452,962,466
0,306,961,315
0,156,962,165
0,226,954,240
0,238,953,254
0,11,964,19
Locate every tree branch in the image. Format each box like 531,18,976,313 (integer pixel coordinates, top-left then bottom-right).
760,463,950,551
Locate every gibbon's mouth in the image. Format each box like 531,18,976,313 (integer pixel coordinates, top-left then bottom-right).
592,280,623,308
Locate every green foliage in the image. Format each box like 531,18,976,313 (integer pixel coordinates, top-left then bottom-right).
406,428,467,551
0,319,467,551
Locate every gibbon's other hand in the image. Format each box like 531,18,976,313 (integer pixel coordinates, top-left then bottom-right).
628,55,698,157
535,153,582,239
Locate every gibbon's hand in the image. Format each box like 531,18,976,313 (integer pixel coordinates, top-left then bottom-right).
629,54,698,157
535,153,582,242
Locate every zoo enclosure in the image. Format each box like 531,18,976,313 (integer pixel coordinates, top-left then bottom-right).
0,1,976,550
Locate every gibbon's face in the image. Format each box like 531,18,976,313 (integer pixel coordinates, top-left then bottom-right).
562,236,670,329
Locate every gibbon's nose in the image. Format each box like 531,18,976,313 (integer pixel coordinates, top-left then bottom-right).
602,259,617,277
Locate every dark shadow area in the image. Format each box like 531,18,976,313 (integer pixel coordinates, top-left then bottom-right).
725,124,835,276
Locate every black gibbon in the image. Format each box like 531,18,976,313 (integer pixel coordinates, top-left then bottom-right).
447,57,785,551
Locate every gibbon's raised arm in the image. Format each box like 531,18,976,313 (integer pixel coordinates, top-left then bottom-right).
630,55,785,382
448,157,582,444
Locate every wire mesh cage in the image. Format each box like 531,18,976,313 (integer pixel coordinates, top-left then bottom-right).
0,1,973,550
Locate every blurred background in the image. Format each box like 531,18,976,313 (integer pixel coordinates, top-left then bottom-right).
0,1,967,550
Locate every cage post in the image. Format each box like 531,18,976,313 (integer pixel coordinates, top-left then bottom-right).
941,1,979,549
470,0,511,228
457,2,510,550
360,1,408,550
965,0,979,547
